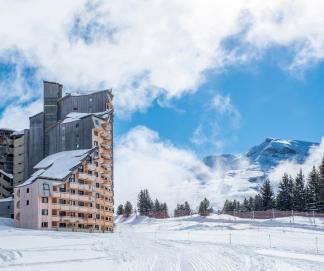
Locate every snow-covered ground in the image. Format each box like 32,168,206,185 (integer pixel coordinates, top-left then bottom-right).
1,215,324,270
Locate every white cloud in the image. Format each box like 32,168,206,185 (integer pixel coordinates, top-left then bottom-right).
0,0,324,126
269,138,324,183
0,99,42,131
114,125,233,210
211,93,241,128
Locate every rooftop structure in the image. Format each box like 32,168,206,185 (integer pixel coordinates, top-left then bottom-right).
15,116,114,231
27,81,113,177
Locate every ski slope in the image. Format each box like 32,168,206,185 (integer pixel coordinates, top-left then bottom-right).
1,215,324,270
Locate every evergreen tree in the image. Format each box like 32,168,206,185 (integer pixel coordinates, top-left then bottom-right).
306,166,320,209
248,197,254,211
154,199,161,213
276,174,294,210
117,204,124,216
198,198,213,216
184,201,191,215
260,179,274,210
161,202,168,218
243,198,250,211
253,194,262,211
137,189,153,216
124,201,133,217
319,157,324,202
293,169,306,211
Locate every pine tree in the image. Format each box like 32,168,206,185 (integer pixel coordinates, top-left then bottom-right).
154,199,161,213
184,201,191,215
260,179,274,210
198,198,213,216
319,157,324,202
243,198,250,211
306,166,320,209
137,189,153,216
293,169,306,211
124,201,133,217
276,174,294,210
248,197,254,211
161,202,168,218
117,204,124,216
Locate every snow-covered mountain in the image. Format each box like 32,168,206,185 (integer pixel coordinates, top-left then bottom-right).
203,138,318,202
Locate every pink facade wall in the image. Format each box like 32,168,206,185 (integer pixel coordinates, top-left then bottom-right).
14,179,60,230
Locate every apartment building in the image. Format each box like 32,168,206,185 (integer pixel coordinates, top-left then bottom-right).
0,129,27,198
14,116,114,231
27,81,111,177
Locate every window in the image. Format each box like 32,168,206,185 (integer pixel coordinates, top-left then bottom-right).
96,193,100,198
78,190,84,195
42,197,48,203
59,211,66,217
88,170,92,175
26,188,29,193
59,184,66,192
76,123,79,128
26,200,29,206
96,214,100,219
42,209,48,215
78,201,84,206
59,199,66,204
41,222,48,228
70,200,76,206
96,183,100,188
78,165,84,172
70,189,75,194
43,183,50,193
96,204,100,209
95,172,99,177
69,175,75,183
73,107,78,111
95,162,99,167
94,141,98,146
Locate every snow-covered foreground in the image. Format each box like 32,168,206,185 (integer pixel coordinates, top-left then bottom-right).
1,215,324,271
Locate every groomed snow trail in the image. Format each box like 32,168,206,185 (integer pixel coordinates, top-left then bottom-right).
1,215,324,271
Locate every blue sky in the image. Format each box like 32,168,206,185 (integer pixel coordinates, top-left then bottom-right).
116,47,324,157
1,1,324,160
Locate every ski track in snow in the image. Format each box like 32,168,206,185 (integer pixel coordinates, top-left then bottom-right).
0,215,324,271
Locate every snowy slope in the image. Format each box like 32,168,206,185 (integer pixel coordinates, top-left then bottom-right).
200,138,319,206
1,215,324,270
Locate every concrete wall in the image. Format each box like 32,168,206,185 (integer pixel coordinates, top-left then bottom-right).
48,116,94,155
28,113,44,176
58,90,109,121
13,135,25,186
15,181,41,229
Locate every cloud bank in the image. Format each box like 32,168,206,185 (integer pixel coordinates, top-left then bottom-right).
1,0,324,128
269,138,324,183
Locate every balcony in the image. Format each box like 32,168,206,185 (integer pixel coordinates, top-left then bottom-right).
100,143,111,150
78,173,97,182
51,216,60,222
86,164,97,171
70,183,92,191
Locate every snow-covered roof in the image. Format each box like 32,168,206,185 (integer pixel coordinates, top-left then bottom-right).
16,149,94,187
11,130,25,136
0,169,13,179
62,111,109,124
15,169,45,188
